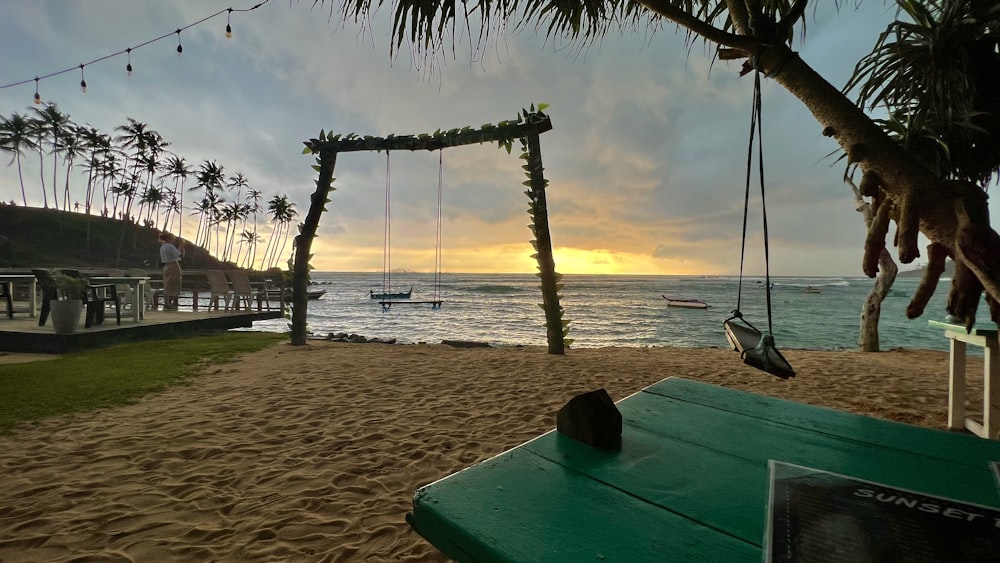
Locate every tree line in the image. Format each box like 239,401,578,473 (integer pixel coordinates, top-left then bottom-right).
0,103,297,270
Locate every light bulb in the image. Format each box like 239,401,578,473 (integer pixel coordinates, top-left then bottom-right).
127,63,133,76
226,24,232,38
80,80,87,93
177,44,183,56
33,91,41,105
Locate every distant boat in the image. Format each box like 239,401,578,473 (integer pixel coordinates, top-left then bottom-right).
266,288,326,300
802,286,823,294
662,295,709,309
371,286,412,300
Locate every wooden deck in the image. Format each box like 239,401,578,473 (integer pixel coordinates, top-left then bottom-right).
0,308,284,354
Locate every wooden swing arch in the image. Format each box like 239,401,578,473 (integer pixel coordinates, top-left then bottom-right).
291,109,569,354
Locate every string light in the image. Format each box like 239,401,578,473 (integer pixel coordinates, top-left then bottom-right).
0,0,271,98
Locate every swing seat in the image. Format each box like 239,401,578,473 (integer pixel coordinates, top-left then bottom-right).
723,319,795,380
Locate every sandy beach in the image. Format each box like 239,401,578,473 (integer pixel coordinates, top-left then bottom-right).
0,342,983,561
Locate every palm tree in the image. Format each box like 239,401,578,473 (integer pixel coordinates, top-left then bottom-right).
264,195,297,269
57,126,86,211
162,154,191,237
29,103,72,210
0,112,38,206
238,229,263,269
76,125,111,215
189,159,225,252
244,188,264,269
315,0,1000,330
224,172,250,261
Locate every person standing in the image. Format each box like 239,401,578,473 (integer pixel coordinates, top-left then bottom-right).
159,232,185,310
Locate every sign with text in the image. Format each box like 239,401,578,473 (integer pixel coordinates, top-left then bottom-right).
765,461,1000,562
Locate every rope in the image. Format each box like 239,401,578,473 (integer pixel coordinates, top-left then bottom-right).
731,69,774,335
434,151,444,305
383,151,391,297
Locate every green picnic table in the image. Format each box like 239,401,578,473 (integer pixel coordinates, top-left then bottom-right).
408,378,1000,562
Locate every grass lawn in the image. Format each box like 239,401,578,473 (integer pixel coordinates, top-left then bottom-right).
0,332,287,435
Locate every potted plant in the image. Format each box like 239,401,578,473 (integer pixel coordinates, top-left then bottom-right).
50,273,86,334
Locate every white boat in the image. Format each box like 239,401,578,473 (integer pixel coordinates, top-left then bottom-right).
662,295,709,309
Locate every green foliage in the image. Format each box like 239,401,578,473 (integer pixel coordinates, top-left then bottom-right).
52,273,87,300
0,333,285,435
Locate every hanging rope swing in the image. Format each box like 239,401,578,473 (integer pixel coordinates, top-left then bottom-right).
377,150,445,312
723,69,795,380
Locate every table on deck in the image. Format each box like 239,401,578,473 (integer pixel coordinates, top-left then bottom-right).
929,319,999,440
408,378,1000,562
0,274,37,318
88,276,149,323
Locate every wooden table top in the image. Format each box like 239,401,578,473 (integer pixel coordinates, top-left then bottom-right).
408,378,1000,562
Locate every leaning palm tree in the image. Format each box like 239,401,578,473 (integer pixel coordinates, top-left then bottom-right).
76,125,110,215
313,0,1000,331
264,195,297,269
161,154,191,237
0,112,38,206
29,102,72,210
244,188,264,269
58,127,86,212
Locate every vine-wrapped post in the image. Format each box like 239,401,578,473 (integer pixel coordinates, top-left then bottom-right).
523,125,566,354
291,148,338,345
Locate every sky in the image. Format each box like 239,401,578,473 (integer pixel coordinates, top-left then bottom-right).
0,1,966,276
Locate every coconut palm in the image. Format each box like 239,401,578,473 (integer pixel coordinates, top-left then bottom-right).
315,0,1000,330
76,125,112,215
190,159,225,250
161,154,191,237
264,195,297,269
57,126,86,211
238,229,264,269
244,188,264,269
0,112,38,206
29,102,71,209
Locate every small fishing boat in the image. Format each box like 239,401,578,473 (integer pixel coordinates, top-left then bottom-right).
370,286,412,300
802,286,823,294
662,295,709,309
266,288,326,300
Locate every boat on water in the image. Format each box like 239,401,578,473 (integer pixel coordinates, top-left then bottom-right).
662,295,710,309
802,286,823,294
266,288,326,300
370,286,412,300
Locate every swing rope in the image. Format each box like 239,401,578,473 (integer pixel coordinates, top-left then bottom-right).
731,69,774,333
724,68,794,379
383,151,392,297
434,151,444,305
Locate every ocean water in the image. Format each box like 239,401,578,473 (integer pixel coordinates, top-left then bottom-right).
250,272,976,351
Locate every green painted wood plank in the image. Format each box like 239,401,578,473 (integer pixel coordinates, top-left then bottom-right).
410,448,760,562
521,429,770,544
644,378,1000,467
616,390,1000,507
410,379,1000,561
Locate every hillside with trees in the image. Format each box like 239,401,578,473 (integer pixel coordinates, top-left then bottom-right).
0,204,238,271
0,110,298,271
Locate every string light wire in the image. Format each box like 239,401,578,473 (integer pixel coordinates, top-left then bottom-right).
0,0,271,95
